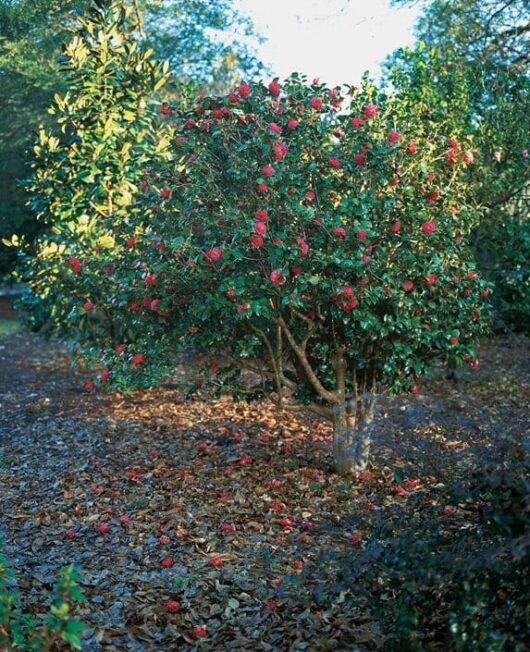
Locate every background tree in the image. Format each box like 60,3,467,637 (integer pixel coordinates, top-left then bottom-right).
392,0,530,68
10,0,173,339
0,0,262,276
387,0,530,328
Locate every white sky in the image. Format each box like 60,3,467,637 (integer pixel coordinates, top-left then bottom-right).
236,0,422,86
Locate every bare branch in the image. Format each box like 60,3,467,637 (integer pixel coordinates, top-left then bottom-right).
277,316,339,404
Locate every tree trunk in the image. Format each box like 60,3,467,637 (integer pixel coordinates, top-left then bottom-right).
332,404,374,475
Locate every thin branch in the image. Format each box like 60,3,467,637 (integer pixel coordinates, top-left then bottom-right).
131,0,146,39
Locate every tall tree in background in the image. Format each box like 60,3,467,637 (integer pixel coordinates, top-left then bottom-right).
0,0,263,275
392,0,530,68
388,0,530,328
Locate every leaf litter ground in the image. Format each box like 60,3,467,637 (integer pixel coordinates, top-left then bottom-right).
0,325,528,651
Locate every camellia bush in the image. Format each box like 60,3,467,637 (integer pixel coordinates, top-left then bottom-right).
16,8,492,474
34,82,492,473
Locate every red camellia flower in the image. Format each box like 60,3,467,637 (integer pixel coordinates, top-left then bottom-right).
145,273,157,286
208,556,224,568
257,182,269,192
68,257,82,273
426,273,437,286
340,299,358,312
449,337,459,346
159,534,171,545
125,237,135,249
83,301,94,312
100,370,109,383
191,626,207,639
270,270,286,286
421,220,436,235
342,285,354,298
446,149,458,166
131,353,146,365
286,118,299,130
332,226,346,238
159,188,171,200
387,130,401,143
278,517,294,529
406,141,418,154
255,209,269,222
220,523,236,533
205,247,222,262
254,221,267,236
297,237,309,256
228,91,238,104
239,453,253,465
470,359,480,369
310,97,323,110
237,83,251,98
119,515,130,524
160,556,175,568
273,142,288,160
268,122,282,134
262,165,275,177
160,104,172,116
363,103,378,119
351,116,364,128
64,529,76,540
353,153,366,165
305,190,315,201
98,524,110,535
328,156,341,169
356,230,367,241
463,150,474,165
165,600,181,614
426,189,440,205
84,380,94,392
403,280,414,292
249,234,264,248
293,559,303,570
268,79,281,96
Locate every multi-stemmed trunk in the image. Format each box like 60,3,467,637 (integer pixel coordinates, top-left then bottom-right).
332,398,375,475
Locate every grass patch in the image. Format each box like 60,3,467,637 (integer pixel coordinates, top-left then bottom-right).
0,318,21,337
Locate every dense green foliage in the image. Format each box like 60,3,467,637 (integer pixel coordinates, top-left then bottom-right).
0,0,261,275
388,0,530,328
11,1,172,336
0,553,86,650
